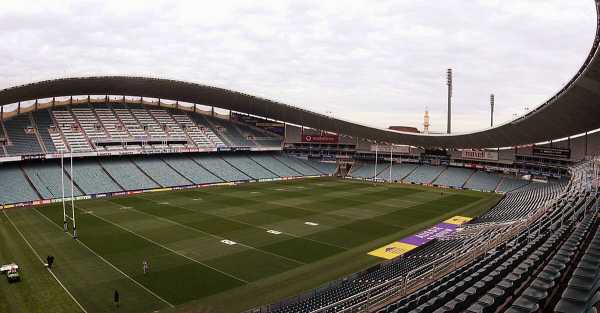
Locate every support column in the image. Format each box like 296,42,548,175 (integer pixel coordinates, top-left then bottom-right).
585,132,589,156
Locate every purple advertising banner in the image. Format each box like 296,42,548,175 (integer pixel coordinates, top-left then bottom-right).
399,222,460,246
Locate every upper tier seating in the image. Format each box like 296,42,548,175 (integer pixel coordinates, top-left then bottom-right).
113,107,146,138
161,155,223,185
32,110,58,153
3,114,43,155
72,159,123,194
22,161,84,199
403,165,445,184
171,113,218,148
148,109,187,140
204,116,256,147
130,107,168,139
464,171,502,192
376,163,419,182
99,158,159,190
1,103,284,156
222,154,278,179
0,164,40,204
434,167,474,188
131,157,192,187
273,155,321,176
192,155,251,182
496,176,530,193
94,107,130,140
52,110,93,152
71,106,109,144
250,154,300,177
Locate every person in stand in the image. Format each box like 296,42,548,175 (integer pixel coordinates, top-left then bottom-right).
143,259,149,275
114,290,120,308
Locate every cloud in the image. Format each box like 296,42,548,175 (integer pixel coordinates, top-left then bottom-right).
0,0,595,133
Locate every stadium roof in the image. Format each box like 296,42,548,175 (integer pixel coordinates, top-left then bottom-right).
1,2,599,149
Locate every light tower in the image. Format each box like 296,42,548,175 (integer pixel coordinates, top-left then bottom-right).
447,68,452,134
423,108,430,134
490,94,495,127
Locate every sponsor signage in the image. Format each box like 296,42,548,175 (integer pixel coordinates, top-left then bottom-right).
0,146,282,164
370,145,410,154
368,216,472,260
532,146,571,159
302,134,339,143
461,150,499,161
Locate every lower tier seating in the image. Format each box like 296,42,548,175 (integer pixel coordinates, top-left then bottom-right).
0,164,40,204
22,161,84,199
99,158,160,191
131,157,192,187
72,159,123,194
162,155,223,185
221,154,278,179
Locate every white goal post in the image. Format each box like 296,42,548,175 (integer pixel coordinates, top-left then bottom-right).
61,153,77,239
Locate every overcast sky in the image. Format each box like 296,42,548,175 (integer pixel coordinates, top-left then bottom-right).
0,0,595,133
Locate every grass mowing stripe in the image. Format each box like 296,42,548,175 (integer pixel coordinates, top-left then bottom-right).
138,194,350,251
109,200,307,266
76,206,251,283
30,207,176,309
2,210,88,313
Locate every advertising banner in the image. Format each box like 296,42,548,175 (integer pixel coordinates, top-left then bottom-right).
302,134,339,143
368,215,472,260
370,145,410,154
461,150,499,161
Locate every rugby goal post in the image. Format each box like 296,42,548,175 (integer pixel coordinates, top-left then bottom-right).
61,152,78,239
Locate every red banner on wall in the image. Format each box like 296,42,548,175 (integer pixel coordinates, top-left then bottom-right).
302,134,339,143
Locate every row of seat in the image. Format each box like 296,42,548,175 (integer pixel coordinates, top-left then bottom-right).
350,162,529,193
266,161,593,313
0,153,336,205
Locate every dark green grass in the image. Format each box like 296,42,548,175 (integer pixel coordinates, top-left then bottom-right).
0,212,82,313
1,177,502,313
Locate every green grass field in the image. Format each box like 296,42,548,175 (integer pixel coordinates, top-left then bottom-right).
0,177,501,313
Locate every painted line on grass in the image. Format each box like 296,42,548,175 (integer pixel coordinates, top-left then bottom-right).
108,201,307,266
139,195,350,251
31,207,175,309
80,207,250,283
2,210,89,313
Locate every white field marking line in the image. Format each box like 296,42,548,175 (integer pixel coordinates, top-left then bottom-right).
31,207,176,308
78,207,251,283
139,195,349,251
107,202,306,266
2,210,89,313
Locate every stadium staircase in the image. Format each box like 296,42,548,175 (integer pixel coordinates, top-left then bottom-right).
98,161,126,191
28,113,47,153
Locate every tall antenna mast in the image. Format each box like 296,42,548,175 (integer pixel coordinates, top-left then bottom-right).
490,94,495,127
447,68,452,134
423,108,430,134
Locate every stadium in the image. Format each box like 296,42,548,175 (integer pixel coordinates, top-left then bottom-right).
1,2,600,313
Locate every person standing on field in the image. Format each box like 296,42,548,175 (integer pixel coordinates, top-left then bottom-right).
114,290,120,308
143,259,149,275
